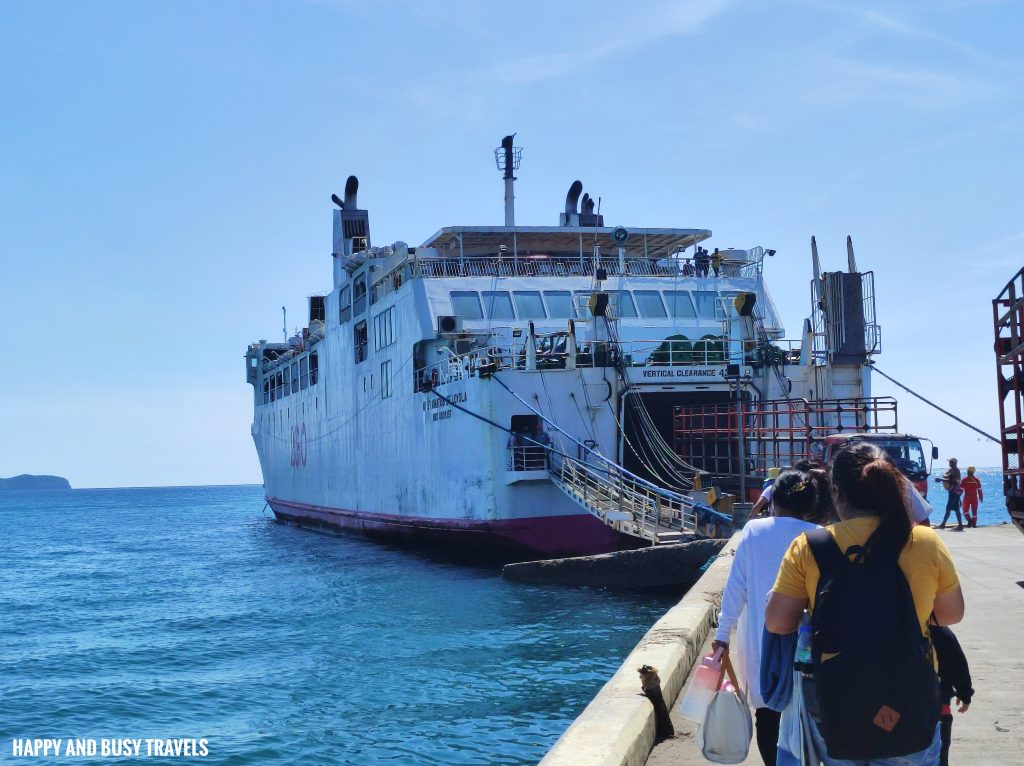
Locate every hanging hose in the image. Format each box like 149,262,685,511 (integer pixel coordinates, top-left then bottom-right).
870,364,999,443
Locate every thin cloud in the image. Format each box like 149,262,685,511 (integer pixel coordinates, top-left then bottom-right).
484,0,734,85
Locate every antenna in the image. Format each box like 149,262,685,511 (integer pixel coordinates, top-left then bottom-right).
282,306,287,342
494,134,522,227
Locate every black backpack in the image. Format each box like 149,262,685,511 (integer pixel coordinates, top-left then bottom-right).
807,528,940,760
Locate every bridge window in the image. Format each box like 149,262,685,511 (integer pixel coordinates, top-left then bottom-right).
608,291,638,318
291,362,299,394
543,290,575,318
694,291,723,319
300,356,309,390
263,379,270,404
482,291,515,321
339,286,352,324
664,291,697,318
513,291,546,318
450,290,483,320
719,290,740,318
310,351,318,385
634,290,667,318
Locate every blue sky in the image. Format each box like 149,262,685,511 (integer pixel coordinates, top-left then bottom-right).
1,0,1020,488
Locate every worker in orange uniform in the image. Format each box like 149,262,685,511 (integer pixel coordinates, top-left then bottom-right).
960,466,983,528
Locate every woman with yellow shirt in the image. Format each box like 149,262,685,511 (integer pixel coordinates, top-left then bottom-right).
765,443,965,766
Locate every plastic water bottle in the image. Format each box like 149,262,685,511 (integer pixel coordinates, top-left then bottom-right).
794,623,813,673
678,650,723,722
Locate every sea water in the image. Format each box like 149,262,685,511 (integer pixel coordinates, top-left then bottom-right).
1,472,1011,764
0,485,676,765
928,466,1006,527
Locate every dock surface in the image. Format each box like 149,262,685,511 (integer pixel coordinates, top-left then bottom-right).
647,524,1024,765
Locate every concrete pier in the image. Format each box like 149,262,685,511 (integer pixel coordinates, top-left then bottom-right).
542,524,1024,766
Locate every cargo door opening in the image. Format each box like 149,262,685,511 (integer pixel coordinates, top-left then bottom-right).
621,390,732,488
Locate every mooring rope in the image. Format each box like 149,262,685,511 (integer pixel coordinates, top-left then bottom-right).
870,364,999,443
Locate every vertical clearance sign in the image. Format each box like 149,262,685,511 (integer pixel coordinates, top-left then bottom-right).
639,366,748,382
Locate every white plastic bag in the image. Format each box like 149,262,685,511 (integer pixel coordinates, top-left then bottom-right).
697,655,753,764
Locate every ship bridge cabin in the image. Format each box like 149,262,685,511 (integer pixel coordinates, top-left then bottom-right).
355,226,787,385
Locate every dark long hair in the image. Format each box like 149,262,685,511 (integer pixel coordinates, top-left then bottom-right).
807,468,836,525
830,442,912,555
771,469,817,521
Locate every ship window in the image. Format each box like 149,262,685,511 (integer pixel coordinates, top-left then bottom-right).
353,273,368,317
693,291,722,319
263,379,270,405
310,351,319,385
280,369,290,399
719,290,740,318
309,295,326,324
339,286,352,324
450,291,483,320
513,291,547,318
374,306,395,350
482,291,515,320
381,360,393,399
664,291,697,318
608,291,638,318
291,362,299,394
300,356,309,390
354,321,368,363
634,290,668,318
543,290,575,318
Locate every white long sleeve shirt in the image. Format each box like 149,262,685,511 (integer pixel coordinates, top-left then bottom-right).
714,516,818,709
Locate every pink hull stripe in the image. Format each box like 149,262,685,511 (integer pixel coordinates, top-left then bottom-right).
267,497,640,557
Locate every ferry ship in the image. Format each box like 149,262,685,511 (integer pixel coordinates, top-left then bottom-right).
245,137,929,557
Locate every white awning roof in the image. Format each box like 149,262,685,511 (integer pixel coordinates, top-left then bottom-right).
419,226,712,257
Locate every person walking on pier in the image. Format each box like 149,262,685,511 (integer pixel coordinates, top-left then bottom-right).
712,470,819,766
937,457,964,530
766,442,965,766
960,466,983,528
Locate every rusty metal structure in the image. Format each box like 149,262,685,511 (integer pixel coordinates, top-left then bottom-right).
993,267,1024,534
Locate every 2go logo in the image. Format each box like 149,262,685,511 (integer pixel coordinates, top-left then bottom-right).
290,423,307,467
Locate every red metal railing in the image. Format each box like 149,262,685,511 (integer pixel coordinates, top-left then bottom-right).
993,267,1024,534
673,397,899,478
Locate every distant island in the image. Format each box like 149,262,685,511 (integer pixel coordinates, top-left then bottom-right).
0,474,72,490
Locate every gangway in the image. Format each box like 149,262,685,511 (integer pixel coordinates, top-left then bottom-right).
490,375,729,544
546,451,710,545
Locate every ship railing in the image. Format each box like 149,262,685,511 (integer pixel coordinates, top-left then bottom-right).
507,445,549,472
371,252,765,306
416,333,814,389
403,255,757,280
420,321,816,385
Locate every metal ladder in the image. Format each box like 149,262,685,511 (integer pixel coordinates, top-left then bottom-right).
548,452,697,545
